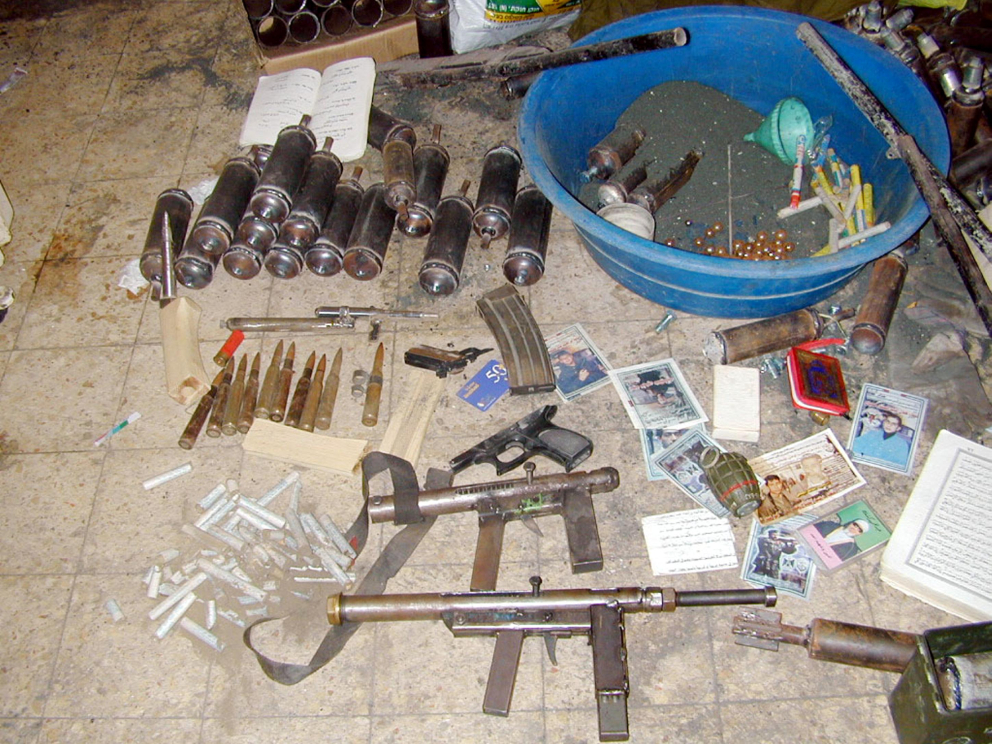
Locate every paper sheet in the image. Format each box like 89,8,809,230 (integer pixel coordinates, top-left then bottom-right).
641,509,737,575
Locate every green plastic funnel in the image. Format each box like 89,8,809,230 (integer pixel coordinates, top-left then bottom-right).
744,97,815,165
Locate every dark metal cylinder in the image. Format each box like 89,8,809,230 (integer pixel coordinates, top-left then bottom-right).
598,161,650,208
503,184,553,287
851,247,908,355
266,140,343,279
255,14,289,47
383,138,416,216
306,169,364,276
177,155,260,289
806,618,918,673
419,191,473,295
139,188,194,285
581,126,646,182
274,0,306,12
224,213,278,280
352,0,383,26
368,106,417,151
398,134,450,237
287,10,321,43
702,308,823,365
383,0,412,14
249,118,317,224
322,4,352,34
414,0,452,58
473,144,521,248
342,183,396,280
243,0,274,19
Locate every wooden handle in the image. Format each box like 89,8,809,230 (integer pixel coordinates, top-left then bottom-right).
160,297,209,405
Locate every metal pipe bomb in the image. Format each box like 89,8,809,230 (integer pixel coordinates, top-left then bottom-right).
503,183,553,286
472,144,521,249
580,125,646,183
176,152,260,289
398,125,449,238
249,115,317,224
266,137,343,279
306,167,364,276
139,189,194,288
342,183,397,281
419,179,473,296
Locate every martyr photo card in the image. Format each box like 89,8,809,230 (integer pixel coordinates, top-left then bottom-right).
847,383,928,476
610,358,708,430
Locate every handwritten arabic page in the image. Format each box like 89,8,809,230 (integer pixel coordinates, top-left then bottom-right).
880,429,992,621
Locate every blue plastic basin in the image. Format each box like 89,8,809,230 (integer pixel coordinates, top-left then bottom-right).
518,7,950,318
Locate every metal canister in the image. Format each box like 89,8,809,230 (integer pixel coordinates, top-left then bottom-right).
266,138,343,279
597,160,650,208
223,212,278,280
397,124,449,238
472,144,521,249
249,115,317,224
419,180,473,295
368,106,416,152
503,184,553,286
580,125,646,182
139,188,194,285
342,183,397,280
698,447,762,518
414,0,452,58
382,137,416,217
176,154,260,289
306,167,364,276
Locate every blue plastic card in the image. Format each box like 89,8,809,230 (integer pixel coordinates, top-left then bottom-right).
457,359,509,411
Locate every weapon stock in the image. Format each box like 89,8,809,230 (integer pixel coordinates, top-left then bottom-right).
327,577,777,741
364,453,616,591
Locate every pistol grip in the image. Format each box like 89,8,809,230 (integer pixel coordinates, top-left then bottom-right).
563,487,604,574
591,605,630,742
483,629,524,717
536,425,593,471
472,516,506,592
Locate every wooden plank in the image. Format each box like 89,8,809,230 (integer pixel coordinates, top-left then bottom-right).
242,419,369,474
378,368,446,467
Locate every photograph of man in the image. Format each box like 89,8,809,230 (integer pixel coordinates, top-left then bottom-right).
756,474,793,520
812,517,871,561
552,347,607,396
851,411,911,467
749,528,798,581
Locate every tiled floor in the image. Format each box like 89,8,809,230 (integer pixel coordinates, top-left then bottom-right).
0,2,989,743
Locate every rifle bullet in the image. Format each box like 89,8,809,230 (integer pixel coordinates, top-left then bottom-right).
362,342,385,427
222,354,248,436
206,358,235,438
285,350,316,428
298,353,326,431
269,341,296,423
315,348,342,430
254,340,284,420
237,352,261,434
178,366,226,450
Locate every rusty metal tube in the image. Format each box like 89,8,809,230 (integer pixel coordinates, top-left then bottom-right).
367,467,619,523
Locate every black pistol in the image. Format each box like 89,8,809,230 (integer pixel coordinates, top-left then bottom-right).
450,404,593,475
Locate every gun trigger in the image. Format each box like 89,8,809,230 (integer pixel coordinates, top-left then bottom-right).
521,515,543,537
544,634,559,666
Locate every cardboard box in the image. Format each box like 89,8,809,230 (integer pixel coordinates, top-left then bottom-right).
251,14,419,74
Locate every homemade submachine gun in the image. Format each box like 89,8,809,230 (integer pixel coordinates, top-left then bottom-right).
364,453,617,591
327,577,778,742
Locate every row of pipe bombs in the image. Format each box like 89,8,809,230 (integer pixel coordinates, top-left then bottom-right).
244,0,415,48
140,107,554,296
